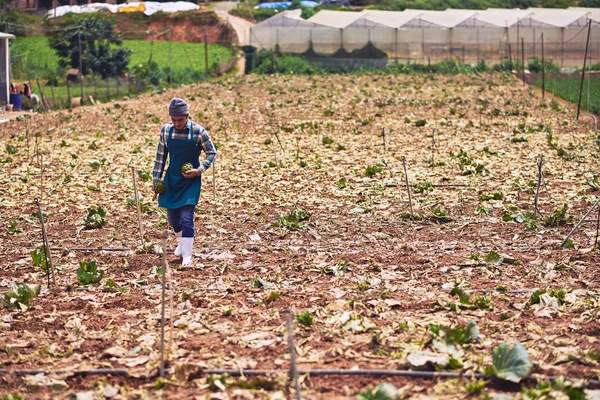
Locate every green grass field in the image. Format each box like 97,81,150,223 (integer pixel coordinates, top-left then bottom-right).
11,36,235,108
11,36,233,80
535,76,600,116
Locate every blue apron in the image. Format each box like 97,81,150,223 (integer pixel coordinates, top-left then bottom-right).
158,124,201,209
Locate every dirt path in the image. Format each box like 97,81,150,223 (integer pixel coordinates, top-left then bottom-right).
212,1,254,46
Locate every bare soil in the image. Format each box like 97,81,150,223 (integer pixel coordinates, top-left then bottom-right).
0,73,599,399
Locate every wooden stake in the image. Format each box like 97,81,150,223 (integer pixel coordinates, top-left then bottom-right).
159,230,168,378
431,128,436,167
402,156,414,220
284,310,301,400
40,154,44,206
561,197,600,248
131,166,145,246
534,155,543,217
595,208,600,248
381,128,386,153
212,159,216,208
35,198,56,287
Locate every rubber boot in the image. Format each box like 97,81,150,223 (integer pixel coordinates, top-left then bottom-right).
180,237,194,267
174,231,183,256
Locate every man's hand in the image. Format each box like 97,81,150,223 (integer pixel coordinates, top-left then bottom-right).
182,166,205,179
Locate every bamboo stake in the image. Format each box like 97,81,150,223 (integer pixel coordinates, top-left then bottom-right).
25,122,30,154
431,128,435,167
159,230,168,378
40,153,44,206
131,166,145,246
534,155,543,217
402,156,414,220
561,197,600,248
212,159,217,208
35,198,56,287
595,208,600,248
284,310,301,400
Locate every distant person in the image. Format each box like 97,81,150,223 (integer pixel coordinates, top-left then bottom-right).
152,98,217,267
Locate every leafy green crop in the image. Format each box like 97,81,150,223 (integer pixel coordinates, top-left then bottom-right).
2,284,40,310
84,207,106,229
365,163,384,178
272,206,310,230
77,260,105,284
30,246,49,271
296,311,313,327
492,342,533,383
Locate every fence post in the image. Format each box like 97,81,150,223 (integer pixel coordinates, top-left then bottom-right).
205,29,209,79
576,20,592,121
168,26,173,86
521,37,525,84
541,32,545,101
78,28,84,106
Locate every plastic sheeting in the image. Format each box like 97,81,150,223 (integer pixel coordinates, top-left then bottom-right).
255,1,319,9
46,1,199,18
251,8,600,67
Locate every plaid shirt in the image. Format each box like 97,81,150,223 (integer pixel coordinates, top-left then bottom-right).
152,119,217,181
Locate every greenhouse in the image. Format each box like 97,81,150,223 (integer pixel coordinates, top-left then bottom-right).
249,8,600,67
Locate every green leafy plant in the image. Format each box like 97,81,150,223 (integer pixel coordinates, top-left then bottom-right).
413,180,433,193
481,190,503,201
450,149,486,175
492,342,533,383
415,119,427,127
272,206,310,230
2,284,40,310
337,177,348,189
450,286,491,310
530,287,566,305
84,207,106,229
7,220,22,235
543,204,571,226
137,170,151,182
30,246,49,271
429,320,480,349
587,175,600,191
365,163,384,178
357,382,400,400
77,260,105,284
502,206,538,231
5,144,18,154
431,204,451,223
465,379,486,394
322,136,334,145
296,311,313,327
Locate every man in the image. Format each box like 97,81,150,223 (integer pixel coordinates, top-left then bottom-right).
152,97,217,267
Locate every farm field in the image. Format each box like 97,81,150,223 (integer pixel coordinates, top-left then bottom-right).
1,73,600,399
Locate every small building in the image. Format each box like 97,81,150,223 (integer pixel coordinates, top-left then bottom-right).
0,32,16,109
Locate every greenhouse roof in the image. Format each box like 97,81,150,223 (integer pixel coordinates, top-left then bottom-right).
518,8,591,28
568,7,600,23
262,8,600,30
348,9,425,28
308,10,366,28
475,9,534,28
405,9,481,28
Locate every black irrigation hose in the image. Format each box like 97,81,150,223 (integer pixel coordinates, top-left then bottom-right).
1,368,598,388
0,369,128,377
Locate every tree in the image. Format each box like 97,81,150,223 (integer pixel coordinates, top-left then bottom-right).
50,13,131,79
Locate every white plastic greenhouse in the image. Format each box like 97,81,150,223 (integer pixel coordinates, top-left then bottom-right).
249,8,600,67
